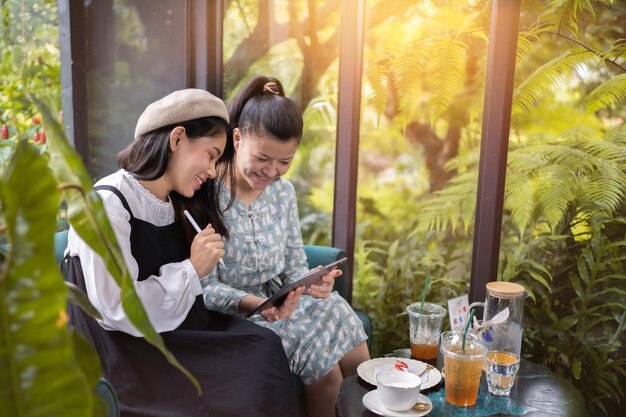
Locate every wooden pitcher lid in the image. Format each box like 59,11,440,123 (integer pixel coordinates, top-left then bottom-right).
486,281,525,299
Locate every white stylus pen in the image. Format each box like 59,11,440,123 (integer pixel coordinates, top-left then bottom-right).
184,209,226,268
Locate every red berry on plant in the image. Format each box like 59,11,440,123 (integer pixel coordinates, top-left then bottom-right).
1,124,8,139
39,127,46,144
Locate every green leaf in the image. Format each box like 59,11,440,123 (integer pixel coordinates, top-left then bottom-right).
0,140,97,417
584,73,626,113
570,273,585,300
576,256,590,284
572,359,582,379
527,270,552,292
512,49,598,116
65,282,103,321
70,329,108,417
553,316,578,332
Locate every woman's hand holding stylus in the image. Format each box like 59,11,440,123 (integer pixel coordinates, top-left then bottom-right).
189,224,224,277
184,210,226,277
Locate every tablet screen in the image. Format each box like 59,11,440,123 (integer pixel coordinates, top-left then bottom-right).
247,257,347,317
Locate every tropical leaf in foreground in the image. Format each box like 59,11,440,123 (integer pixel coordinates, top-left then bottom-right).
0,140,105,417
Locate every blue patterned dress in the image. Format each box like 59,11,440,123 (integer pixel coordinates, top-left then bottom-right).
201,178,367,383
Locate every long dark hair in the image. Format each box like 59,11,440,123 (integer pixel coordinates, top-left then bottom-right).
228,75,303,141
117,116,235,242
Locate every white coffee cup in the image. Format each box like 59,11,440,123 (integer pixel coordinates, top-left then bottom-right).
376,370,422,411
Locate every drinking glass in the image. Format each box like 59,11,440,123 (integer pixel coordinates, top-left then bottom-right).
485,351,520,396
406,302,446,365
440,329,487,406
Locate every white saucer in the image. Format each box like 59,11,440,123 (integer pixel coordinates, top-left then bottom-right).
362,390,432,417
357,357,442,389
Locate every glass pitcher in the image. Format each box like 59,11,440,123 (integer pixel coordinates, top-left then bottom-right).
468,282,528,357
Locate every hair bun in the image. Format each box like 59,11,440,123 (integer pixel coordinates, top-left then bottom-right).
263,82,280,95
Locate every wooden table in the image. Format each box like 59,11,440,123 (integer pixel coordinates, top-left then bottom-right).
336,360,588,417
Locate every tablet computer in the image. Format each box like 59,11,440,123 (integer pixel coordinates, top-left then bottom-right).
247,257,348,317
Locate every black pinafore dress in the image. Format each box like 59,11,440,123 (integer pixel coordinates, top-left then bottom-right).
67,186,300,417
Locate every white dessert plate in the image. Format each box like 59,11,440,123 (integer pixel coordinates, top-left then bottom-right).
357,357,442,389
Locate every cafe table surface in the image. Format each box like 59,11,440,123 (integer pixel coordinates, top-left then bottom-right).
335,360,588,417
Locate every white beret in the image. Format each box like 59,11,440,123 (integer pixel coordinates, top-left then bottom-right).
134,89,229,139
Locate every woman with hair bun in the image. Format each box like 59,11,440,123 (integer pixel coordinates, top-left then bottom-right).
202,76,370,417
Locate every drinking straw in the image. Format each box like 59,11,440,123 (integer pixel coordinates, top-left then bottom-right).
462,307,476,353
413,273,431,338
419,273,431,313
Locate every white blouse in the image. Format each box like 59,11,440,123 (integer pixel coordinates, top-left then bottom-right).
67,169,202,336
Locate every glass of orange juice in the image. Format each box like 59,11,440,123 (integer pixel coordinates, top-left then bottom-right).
406,302,447,365
440,329,487,406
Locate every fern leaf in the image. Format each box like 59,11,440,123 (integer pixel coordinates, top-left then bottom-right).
393,53,425,114
512,49,598,116
507,148,550,172
515,31,540,73
415,171,477,232
427,39,469,123
577,137,626,164
302,96,336,131
504,172,536,234
584,73,626,113
364,60,392,118
583,161,626,213
538,0,606,36
535,166,577,230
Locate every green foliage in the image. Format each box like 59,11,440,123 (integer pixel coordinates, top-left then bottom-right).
353,231,469,356
419,131,626,235
0,0,60,140
411,123,626,416
538,0,616,36
291,95,339,246
512,48,599,117
0,97,200,416
364,1,488,128
585,73,626,112
514,213,626,416
1,140,106,417
412,170,478,234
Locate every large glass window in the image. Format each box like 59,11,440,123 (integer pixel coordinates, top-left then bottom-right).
223,0,341,245
83,0,188,179
354,0,490,354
